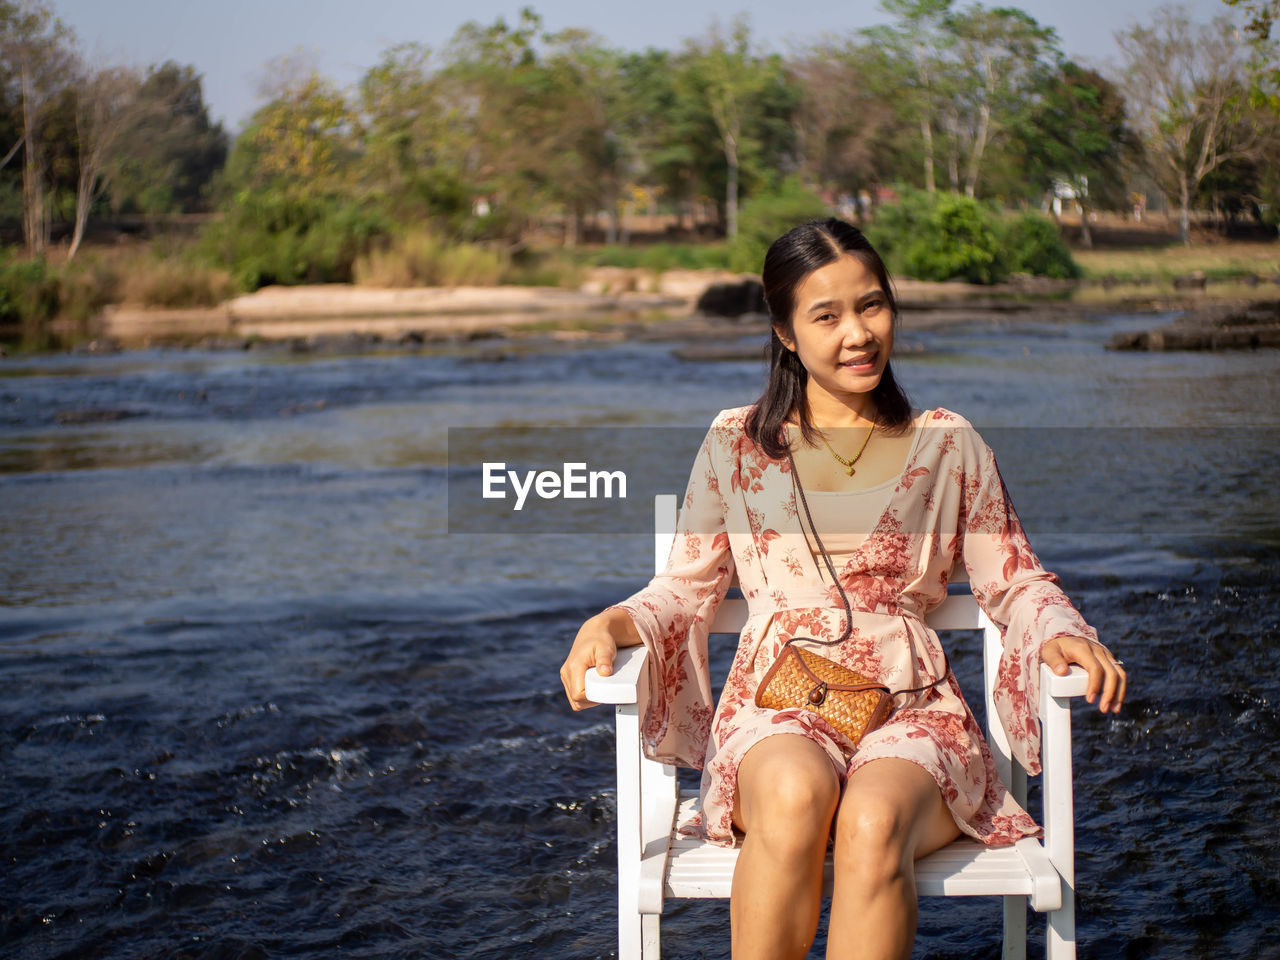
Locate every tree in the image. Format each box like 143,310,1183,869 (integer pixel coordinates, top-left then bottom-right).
862,0,954,194
1021,62,1134,247
1192,102,1280,228
1117,6,1268,243
678,17,780,238
539,28,627,246
788,39,898,203
232,62,355,196
612,48,705,232
0,0,75,253
356,43,473,233
68,65,141,258
109,62,227,216
944,4,1059,197
1223,0,1279,110
437,8,571,241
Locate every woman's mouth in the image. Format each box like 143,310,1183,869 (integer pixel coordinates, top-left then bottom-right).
839,351,878,372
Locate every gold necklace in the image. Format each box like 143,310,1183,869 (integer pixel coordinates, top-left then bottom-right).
819,421,874,476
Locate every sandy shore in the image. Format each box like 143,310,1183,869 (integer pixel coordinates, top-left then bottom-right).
87,266,1280,351
98,283,696,347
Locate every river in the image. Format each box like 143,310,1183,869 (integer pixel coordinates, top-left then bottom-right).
2,310,1279,959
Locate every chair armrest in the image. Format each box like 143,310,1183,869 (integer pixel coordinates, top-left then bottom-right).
585,644,649,705
1042,663,1089,699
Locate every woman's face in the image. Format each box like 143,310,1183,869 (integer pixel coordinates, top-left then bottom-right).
776,253,894,405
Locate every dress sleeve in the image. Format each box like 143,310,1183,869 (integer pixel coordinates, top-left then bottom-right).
959,430,1098,776
607,418,736,768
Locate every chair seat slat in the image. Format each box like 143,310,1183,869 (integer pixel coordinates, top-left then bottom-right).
664,789,1061,905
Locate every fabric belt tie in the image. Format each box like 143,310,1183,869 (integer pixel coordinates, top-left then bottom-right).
746,593,927,622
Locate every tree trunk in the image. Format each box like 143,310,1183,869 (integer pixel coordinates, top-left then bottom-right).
563,207,579,248
606,188,619,246
964,103,990,198
1078,196,1093,250
725,138,739,240
69,169,92,260
945,111,960,192
920,117,935,194
21,64,44,255
1179,175,1191,245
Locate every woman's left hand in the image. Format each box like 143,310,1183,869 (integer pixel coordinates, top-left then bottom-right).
1039,636,1127,714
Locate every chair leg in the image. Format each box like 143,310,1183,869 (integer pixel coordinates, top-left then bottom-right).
1046,885,1076,960
641,913,661,959
1002,895,1027,960
619,908,641,960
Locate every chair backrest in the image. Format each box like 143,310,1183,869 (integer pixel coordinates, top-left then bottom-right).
653,494,1025,793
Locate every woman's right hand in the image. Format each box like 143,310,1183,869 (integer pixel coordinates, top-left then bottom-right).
560,608,638,711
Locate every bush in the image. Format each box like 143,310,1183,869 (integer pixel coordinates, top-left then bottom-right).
58,259,121,323
0,257,62,324
198,190,391,290
728,178,831,274
353,232,509,287
0,253,119,349
505,250,585,288
998,211,1080,279
868,189,1007,284
119,257,236,307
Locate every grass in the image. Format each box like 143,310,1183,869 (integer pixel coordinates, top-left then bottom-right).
1073,242,1280,284
573,241,735,273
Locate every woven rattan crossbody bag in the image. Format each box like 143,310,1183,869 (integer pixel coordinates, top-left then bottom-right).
753,449,950,749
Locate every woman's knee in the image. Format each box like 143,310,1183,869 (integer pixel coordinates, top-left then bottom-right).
736,738,840,856
833,792,912,885
836,791,909,843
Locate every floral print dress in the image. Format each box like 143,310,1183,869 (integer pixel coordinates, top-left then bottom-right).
610,405,1098,848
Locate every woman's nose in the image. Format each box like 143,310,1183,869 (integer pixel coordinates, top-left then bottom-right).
841,316,871,346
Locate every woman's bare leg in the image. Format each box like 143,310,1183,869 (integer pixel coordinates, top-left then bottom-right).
826,758,961,960
730,734,841,960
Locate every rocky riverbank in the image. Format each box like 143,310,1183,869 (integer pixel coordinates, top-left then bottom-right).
1107,300,1280,351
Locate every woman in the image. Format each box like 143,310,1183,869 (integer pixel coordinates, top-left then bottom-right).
559,218,1126,960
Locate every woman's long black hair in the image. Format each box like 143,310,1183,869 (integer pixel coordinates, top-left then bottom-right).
744,218,913,460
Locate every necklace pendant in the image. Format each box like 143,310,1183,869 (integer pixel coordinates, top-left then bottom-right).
846,466,856,476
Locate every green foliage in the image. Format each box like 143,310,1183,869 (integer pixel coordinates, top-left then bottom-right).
1019,62,1133,212
583,243,733,271
0,256,62,323
0,253,118,328
868,189,1008,284
108,61,229,215
727,178,830,273
998,211,1080,279
198,190,390,290
870,190,1078,282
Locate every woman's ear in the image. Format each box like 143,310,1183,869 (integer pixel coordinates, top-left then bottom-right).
773,326,794,352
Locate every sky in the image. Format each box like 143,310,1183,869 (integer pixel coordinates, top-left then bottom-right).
51,0,1232,132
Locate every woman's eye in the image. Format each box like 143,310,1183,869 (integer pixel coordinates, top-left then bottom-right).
862,299,884,314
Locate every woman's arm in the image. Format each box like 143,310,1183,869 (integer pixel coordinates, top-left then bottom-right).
559,418,736,766
561,606,642,711
959,429,1125,771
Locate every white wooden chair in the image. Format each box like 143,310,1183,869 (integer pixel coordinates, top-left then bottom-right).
585,494,1091,960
